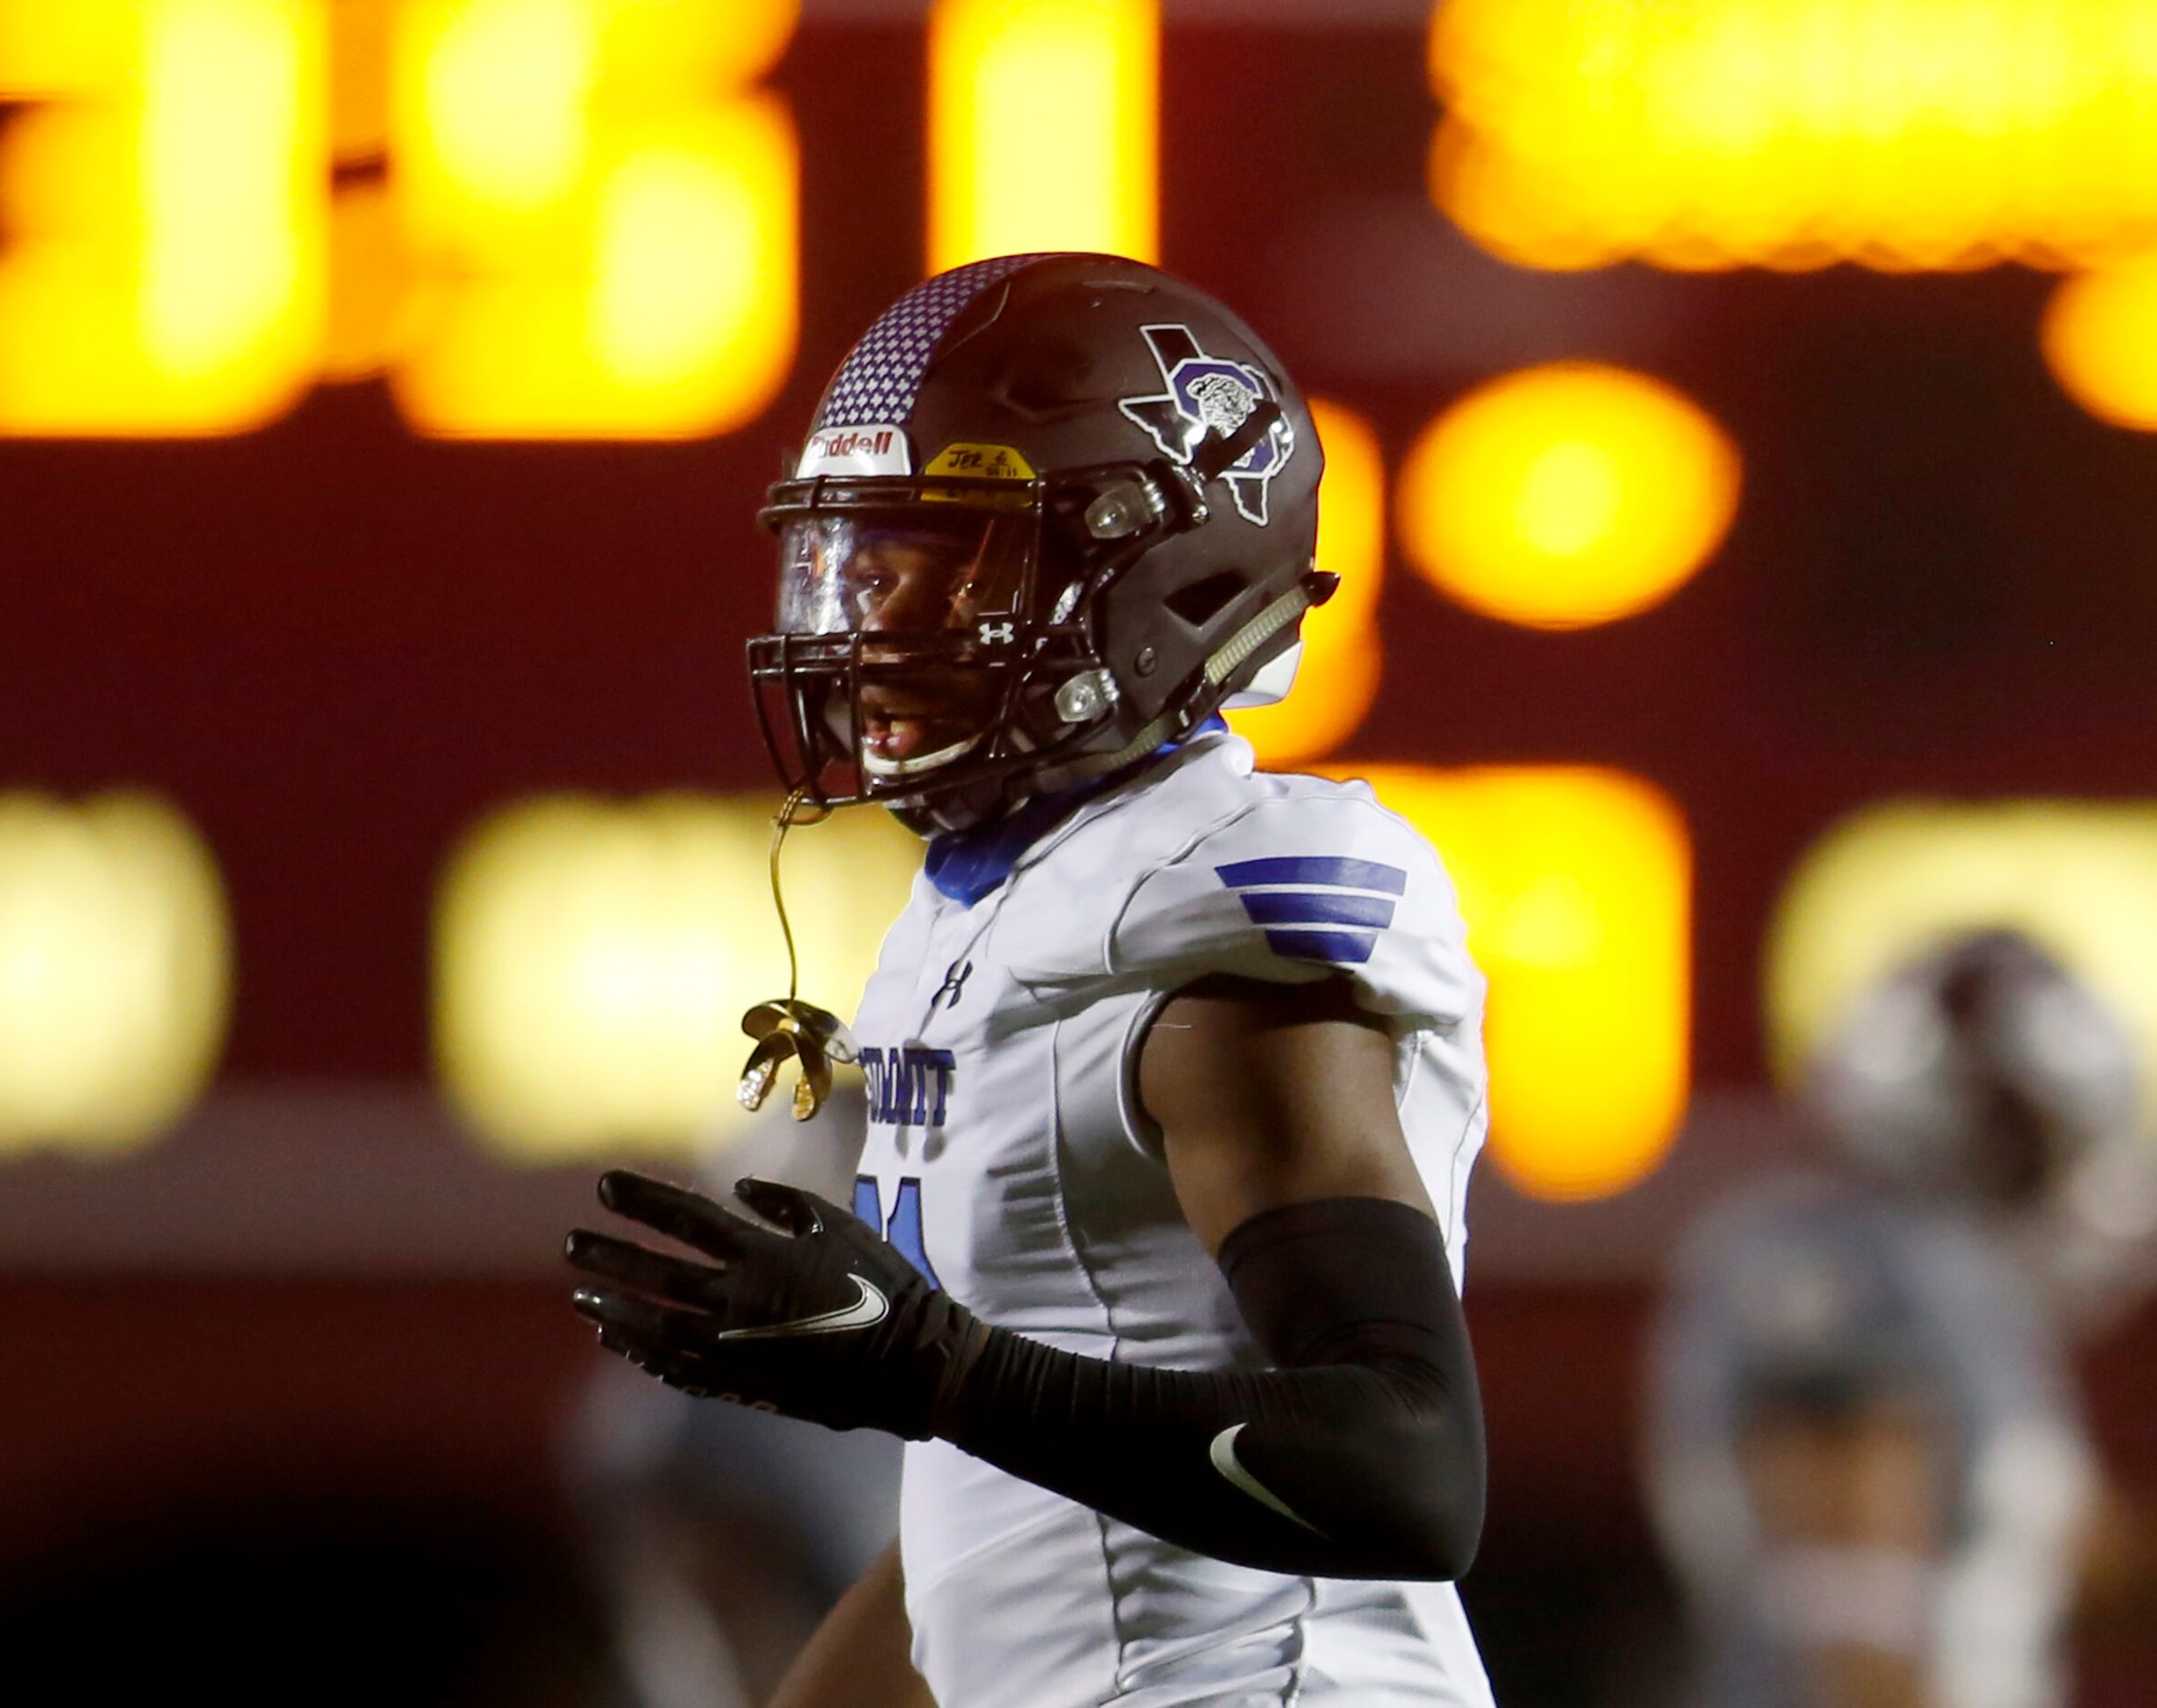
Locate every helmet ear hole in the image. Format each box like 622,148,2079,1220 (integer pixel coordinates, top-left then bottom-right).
1164,569,1246,629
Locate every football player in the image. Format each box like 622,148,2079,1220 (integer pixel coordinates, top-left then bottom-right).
566,254,1496,1705
1646,929,2154,1708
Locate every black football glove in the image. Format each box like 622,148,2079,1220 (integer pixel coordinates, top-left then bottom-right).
566,1170,980,1438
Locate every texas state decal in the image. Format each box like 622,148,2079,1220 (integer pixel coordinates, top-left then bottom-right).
1117,324,1296,526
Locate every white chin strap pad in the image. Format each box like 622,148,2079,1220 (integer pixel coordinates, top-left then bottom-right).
1223,640,1302,710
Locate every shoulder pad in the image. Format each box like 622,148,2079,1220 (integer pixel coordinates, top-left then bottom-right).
1106,785,1479,1027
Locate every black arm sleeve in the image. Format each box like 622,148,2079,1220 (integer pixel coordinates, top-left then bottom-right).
930,1195,1486,1581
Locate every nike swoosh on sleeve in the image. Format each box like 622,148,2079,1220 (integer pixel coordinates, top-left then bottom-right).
710,1274,890,1340
1208,1422,1328,1537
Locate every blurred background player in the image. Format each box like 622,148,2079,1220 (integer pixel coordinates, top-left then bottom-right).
1645,928,2157,1708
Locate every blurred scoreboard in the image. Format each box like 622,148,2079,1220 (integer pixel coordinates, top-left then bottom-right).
11,1,2157,437
5,1,2157,1199
0,0,1144,439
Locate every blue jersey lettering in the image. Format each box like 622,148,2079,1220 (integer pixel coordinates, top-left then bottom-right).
859,1044,958,1127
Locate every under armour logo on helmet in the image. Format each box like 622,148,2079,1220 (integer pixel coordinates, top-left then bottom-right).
977,621,1016,645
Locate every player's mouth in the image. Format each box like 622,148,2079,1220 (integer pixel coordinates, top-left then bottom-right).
857,686,992,780
859,713,983,778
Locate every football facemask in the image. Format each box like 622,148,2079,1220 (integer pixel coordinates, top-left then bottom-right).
751,480,1107,814
773,506,1033,781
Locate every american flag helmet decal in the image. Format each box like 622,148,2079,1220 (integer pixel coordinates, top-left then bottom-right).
813,254,1055,430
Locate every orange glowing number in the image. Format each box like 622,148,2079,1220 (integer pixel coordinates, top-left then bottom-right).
0,0,799,440
929,0,1157,270
387,0,800,438
1330,763,1693,1202
0,0,325,435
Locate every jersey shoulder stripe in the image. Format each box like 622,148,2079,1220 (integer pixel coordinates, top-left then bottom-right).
1254,927,1381,966
1215,854,1409,894
982,733,1480,1031
1233,890,1398,929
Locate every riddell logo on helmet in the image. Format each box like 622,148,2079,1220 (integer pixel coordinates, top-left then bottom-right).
796,425,913,477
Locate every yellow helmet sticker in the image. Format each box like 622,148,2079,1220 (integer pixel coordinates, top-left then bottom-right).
926,443,1036,479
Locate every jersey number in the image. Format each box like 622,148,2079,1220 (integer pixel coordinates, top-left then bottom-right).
852,1174,941,1289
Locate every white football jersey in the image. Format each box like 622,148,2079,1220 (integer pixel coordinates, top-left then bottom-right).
850,728,1495,1708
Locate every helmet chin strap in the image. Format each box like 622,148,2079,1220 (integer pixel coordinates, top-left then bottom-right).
1042,579,1316,791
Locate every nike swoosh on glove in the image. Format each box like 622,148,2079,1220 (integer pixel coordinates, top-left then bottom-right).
566,1170,981,1438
